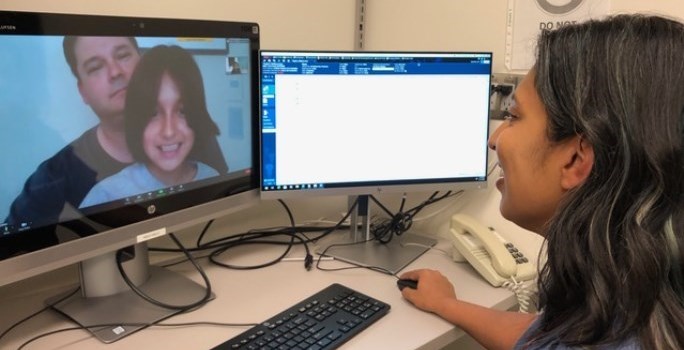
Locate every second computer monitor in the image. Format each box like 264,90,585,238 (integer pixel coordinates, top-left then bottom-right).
259,50,492,274
259,50,492,199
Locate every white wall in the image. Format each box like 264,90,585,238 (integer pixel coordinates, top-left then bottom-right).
364,0,684,73
612,0,684,19
0,0,357,50
364,0,509,72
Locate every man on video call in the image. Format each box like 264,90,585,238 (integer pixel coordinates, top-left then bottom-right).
3,36,227,256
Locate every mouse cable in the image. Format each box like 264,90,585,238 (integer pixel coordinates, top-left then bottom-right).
400,242,452,256
116,232,213,311
315,237,395,276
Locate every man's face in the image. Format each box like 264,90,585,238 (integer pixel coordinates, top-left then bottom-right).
74,37,140,122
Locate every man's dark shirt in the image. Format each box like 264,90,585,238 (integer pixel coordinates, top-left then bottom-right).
2,127,126,258
2,126,228,258
6,127,126,228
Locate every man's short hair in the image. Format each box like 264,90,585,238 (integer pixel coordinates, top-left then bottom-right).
62,36,139,81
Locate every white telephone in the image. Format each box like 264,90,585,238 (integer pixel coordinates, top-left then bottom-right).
450,213,536,287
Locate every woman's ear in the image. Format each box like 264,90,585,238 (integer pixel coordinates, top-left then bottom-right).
560,136,594,190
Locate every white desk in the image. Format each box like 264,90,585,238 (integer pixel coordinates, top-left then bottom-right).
0,235,531,350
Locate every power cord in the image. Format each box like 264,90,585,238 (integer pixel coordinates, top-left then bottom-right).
0,287,79,348
198,199,357,271
152,192,456,275
149,205,350,272
369,191,458,243
16,320,259,350
277,199,313,270
412,190,465,223
196,218,215,248
116,232,212,310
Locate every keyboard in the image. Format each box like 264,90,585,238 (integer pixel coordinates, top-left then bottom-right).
211,283,390,350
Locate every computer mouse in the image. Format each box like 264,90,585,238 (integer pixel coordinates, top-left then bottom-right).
396,278,418,291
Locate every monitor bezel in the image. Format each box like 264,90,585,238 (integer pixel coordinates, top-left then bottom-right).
0,10,261,287
258,49,492,200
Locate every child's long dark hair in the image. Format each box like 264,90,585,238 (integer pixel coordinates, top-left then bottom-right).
124,45,219,165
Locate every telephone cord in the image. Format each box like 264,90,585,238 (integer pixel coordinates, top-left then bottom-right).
502,275,533,313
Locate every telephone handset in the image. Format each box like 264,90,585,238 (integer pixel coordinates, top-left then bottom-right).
450,213,536,287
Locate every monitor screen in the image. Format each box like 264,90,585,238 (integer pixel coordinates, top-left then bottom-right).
259,50,492,199
0,11,260,342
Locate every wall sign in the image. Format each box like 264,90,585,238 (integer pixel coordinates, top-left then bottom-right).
505,0,610,71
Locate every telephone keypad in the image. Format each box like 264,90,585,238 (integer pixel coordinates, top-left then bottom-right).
505,243,529,264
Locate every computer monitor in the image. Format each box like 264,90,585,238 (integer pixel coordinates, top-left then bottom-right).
259,50,492,273
0,11,260,342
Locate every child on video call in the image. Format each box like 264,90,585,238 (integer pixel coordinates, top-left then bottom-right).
80,45,221,208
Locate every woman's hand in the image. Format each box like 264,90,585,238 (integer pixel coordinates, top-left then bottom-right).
399,269,457,315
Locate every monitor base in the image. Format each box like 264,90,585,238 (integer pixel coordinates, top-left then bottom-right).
47,265,214,343
316,195,437,275
319,231,436,275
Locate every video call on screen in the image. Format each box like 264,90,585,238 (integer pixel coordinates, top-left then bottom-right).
0,35,253,234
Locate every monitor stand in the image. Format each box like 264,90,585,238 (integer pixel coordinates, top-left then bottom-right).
46,243,214,343
318,195,436,275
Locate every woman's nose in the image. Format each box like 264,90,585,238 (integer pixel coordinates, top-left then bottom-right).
487,124,502,151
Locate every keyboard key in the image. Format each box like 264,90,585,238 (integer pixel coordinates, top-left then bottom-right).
211,284,390,350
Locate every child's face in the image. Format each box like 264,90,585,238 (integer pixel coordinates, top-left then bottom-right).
143,72,195,173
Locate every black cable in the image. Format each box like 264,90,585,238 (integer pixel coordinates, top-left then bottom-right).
0,287,79,347
205,198,360,271
209,237,296,270
152,191,455,271
368,191,460,244
316,238,396,276
150,195,376,273
370,195,394,217
116,233,212,310
277,199,313,270
196,218,215,248
17,320,259,350
369,195,412,243
192,224,334,251
148,225,344,253
207,199,302,270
